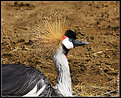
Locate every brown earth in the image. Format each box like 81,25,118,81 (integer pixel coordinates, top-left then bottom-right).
1,1,119,97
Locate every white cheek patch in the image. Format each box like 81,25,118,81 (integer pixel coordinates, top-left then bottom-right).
62,37,74,49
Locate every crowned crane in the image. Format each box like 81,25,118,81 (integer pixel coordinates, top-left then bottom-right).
2,30,88,97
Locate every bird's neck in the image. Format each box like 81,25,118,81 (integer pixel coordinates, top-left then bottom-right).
53,46,72,96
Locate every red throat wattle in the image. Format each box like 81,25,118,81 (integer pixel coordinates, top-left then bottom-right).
66,55,68,60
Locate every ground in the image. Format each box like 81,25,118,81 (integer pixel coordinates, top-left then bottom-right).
1,1,119,97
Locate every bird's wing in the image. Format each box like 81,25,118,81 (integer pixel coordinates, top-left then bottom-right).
2,64,49,96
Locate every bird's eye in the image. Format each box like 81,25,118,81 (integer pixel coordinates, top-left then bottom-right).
69,38,74,42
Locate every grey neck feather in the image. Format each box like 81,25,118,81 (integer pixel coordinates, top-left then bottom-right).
53,46,73,96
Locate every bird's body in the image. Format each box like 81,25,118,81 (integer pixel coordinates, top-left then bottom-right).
2,45,72,97
2,64,58,97
2,30,88,97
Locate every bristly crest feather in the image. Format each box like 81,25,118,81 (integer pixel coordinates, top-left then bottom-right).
32,10,72,59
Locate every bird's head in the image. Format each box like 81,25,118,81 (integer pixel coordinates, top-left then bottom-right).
62,30,88,49
61,30,88,55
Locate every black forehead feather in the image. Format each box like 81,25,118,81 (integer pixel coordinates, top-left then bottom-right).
64,30,76,40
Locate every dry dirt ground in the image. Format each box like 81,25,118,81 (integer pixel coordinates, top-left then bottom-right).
1,1,120,97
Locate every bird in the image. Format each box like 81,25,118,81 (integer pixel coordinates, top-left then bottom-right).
2,30,88,97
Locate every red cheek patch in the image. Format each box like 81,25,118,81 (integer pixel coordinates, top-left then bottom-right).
62,36,67,41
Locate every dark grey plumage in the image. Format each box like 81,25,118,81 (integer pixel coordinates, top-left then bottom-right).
2,64,61,97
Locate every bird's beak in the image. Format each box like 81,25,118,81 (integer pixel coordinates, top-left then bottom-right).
73,40,88,47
